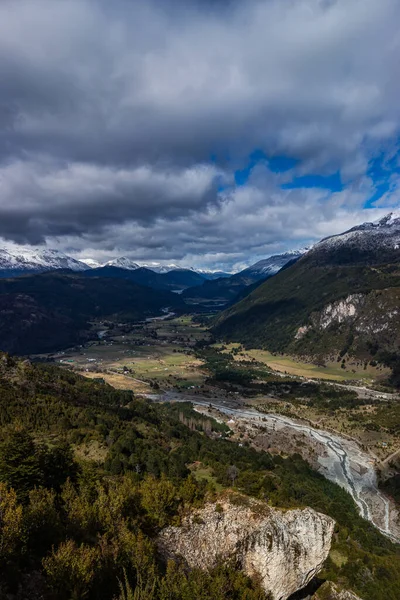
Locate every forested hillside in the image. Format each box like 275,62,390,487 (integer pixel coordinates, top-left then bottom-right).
214,225,400,384
0,273,183,354
0,355,399,599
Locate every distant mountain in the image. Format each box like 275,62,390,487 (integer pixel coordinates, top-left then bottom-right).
239,251,305,279
105,257,141,270
0,247,88,277
80,258,103,269
183,251,304,305
194,269,231,280
214,213,400,373
141,262,183,274
0,272,184,354
103,259,230,278
83,265,206,291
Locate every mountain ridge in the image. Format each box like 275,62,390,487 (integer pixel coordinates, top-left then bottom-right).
214,213,400,379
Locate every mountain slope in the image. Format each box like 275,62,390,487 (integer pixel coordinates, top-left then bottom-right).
0,272,183,354
214,213,400,364
238,251,305,279
183,251,303,304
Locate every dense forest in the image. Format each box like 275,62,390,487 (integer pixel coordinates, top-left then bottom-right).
0,354,399,599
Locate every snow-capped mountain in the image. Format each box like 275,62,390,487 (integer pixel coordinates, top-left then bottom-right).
105,257,140,270
81,258,103,269
316,211,400,252
0,247,88,275
239,250,305,279
140,263,184,274
104,259,189,273
86,257,229,277
194,269,231,280
310,211,400,266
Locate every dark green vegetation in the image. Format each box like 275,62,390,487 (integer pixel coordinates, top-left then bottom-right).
83,266,206,292
214,245,400,384
182,272,262,305
197,345,361,404
0,272,184,355
0,354,399,599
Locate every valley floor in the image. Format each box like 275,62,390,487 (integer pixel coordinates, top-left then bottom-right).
33,313,400,462
32,312,400,538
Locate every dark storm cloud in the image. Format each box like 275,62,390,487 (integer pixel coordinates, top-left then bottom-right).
0,0,399,265
0,159,222,243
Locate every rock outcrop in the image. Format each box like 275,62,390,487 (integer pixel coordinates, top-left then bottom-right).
312,581,363,600
157,494,335,600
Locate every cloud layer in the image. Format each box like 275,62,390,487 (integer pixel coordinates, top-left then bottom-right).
1,0,400,268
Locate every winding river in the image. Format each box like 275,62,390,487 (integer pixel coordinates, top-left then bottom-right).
158,392,399,543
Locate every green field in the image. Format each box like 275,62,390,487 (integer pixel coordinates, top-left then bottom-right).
52,315,210,390
217,343,388,382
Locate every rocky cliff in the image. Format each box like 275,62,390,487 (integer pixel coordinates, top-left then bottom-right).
157,494,335,600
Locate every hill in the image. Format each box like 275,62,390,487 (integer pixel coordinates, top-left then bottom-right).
83,265,206,291
0,272,183,354
214,213,400,378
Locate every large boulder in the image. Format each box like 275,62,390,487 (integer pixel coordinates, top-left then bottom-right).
157,493,335,600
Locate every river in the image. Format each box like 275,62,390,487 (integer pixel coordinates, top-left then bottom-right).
158,392,399,543
145,308,176,322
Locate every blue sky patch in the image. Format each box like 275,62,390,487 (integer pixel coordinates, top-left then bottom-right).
281,171,343,192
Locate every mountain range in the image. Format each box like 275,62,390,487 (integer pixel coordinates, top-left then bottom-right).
183,251,304,304
82,265,207,292
214,212,400,375
104,258,230,279
0,248,231,282
0,245,298,294
0,247,88,276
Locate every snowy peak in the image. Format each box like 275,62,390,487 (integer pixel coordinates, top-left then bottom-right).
141,263,184,274
195,269,231,280
315,211,400,253
80,258,102,269
105,257,140,270
0,247,88,274
372,211,400,227
240,251,305,278
103,259,189,274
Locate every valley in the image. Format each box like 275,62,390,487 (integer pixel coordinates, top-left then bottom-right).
40,314,211,394
41,313,399,461
35,310,400,542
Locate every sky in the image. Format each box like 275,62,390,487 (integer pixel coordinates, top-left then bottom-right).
1,0,400,271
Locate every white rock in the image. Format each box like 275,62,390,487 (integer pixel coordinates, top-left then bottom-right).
157,495,335,600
